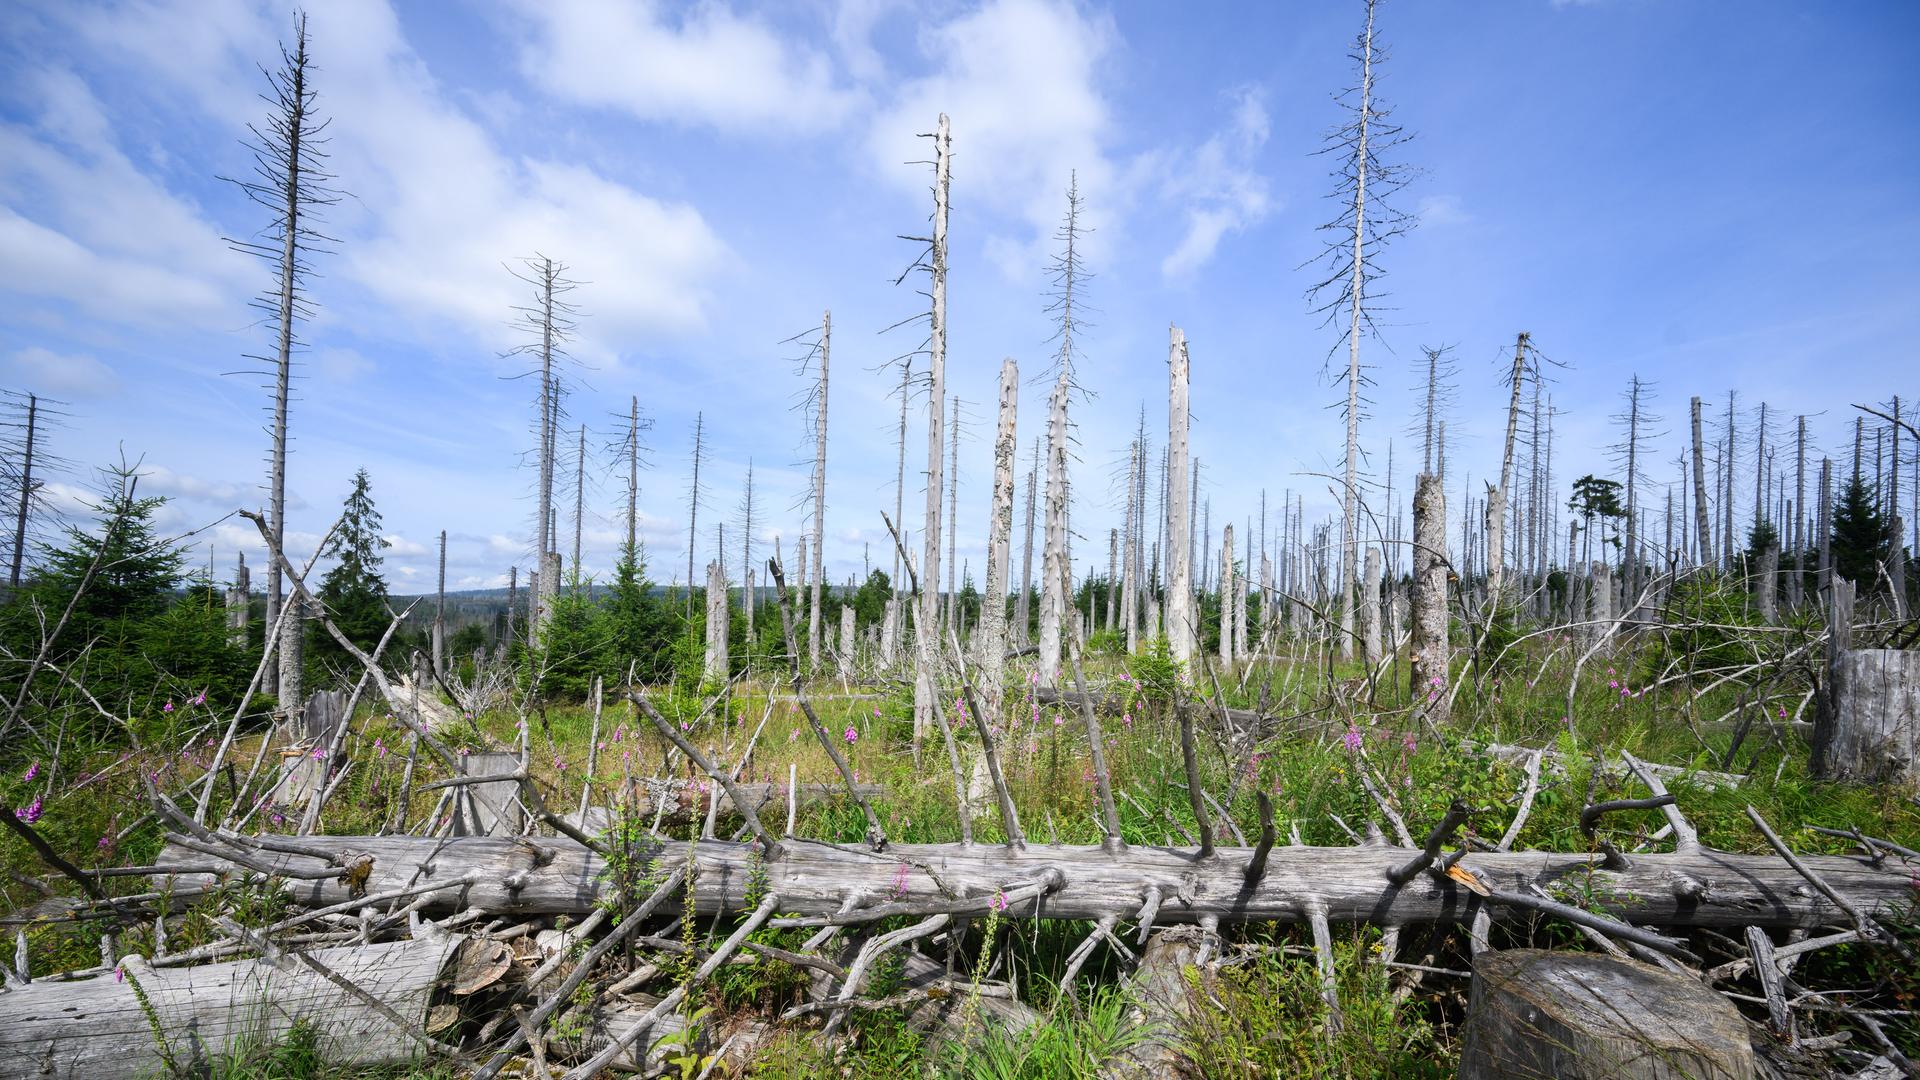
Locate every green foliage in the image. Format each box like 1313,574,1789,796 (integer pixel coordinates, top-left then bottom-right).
1831,474,1896,589
308,468,391,676
1123,636,1183,704
1640,573,1762,681
943,986,1146,1079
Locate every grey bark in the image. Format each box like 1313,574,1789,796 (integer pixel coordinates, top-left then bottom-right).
1039,375,1069,681
1165,326,1195,667
1362,544,1382,667
913,115,951,758
1691,397,1714,569
1410,473,1449,714
226,552,250,648
810,311,830,669
1458,950,1755,1080
1488,332,1529,605
979,357,1018,717
704,560,729,683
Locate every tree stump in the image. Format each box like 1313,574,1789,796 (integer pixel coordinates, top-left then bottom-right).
1102,925,1219,1079
453,751,524,836
1814,579,1920,792
1458,949,1754,1080
271,689,345,808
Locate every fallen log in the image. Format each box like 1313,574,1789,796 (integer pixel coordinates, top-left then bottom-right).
0,933,457,1080
564,781,885,833
1480,742,1746,791
153,831,1914,932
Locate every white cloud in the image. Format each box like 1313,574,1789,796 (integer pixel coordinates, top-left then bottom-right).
47,0,732,352
514,0,861,134
383,533,430,557
1160,88,1274,280
313,347,373,384
868,0,1120,275
134,464,247,504
1417,194,1468,227
0,67,250,324
2,346,123,398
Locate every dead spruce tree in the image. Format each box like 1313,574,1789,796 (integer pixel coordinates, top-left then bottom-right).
1018,435,1040,646
683,412,709,619
1691,395,1714,569
786,313,831,667
1611,375,1659,600
0,390,69,590
1166,325,1195,665
505,256,579,648
1487,332,1530,609
1038,174,1091,683
1308,0,1414,658
736,459,758,644
979,357,1019,716
910,114,952,756
224,13,340,703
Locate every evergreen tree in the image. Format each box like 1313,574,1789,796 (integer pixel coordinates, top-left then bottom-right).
309,469,391,675
1830,475,1893,588
603,541,676,684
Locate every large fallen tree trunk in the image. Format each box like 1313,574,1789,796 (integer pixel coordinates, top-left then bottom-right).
0,934,457,1080
153,831,1912,933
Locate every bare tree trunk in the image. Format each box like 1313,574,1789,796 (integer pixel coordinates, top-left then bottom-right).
1218,523,1236,669
1691,397,1714,569
1018,436,1039,646
1488,333,1529,606
838,605,855,681
1039,375,1069,683
226,552,250,648
913,114,951,760
1105,529,1118,632
980,357,1018,718
946,395,961,634
809,311,830,670
9,393,35,589
1362,544,1382,667
1817,458,1833,595
570,424,585,582
1166,326,1195,667
1411,473,1449,715
1234,519,1250,660
1121,440,1139,653
1790,415,1805,608
704,560,728,683
432,530,447,678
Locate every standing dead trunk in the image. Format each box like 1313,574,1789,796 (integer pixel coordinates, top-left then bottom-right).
1121,440,1140,654
838,605,855,681
1814,579,1919,792
809,311,830,670
704,561,729,683
226,552,250,647
1039,375,1070,683
1410,473,1449,713
1166,326,1195,667
1017,436,1039,647
980,357,1018,718
1756,546,1779,625
1218,523,1236,669
1362,544,1383,667
1691,397,1714,569
1589,560,1614,643
1817,458,1833,595
913,114,951,761
1487,333,1529,607
7,393,37,590
432,530,447,678
1233,524,1250,661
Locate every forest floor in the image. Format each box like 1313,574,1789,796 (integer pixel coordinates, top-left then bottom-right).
5,630,1919,1078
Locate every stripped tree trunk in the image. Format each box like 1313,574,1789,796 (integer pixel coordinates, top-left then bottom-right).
1411,473,1449,713
838,605,855,681
1122,440,1140,654
226,552,250,648
432,530,447,678
913,115,951,761
980,357,1019,718
1017,436,1039,647
1039,375,1070,683
1362,544,1383,667
704,561,728,683
809,311,830,670
1218,524,1236,669
1488,333,1529,606
1166,326,1195,667
0,934,459,1080
1691,397,1714,569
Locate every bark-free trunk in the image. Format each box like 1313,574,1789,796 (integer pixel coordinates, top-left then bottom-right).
1410,474,1450,711
157,832,1912,933
1039,375,1070,683
1166,327,1195,667
809,311,830,669
1691,397,1714,569
704,560,728,682
913,115,951,759
0,934,457,1080
980,357,1019,716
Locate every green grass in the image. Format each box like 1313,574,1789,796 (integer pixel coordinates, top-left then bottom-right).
7,628,1918,1077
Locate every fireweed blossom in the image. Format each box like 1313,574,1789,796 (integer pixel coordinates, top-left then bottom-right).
162,701,173,713
1342,726,1364,753
14,796,43,824
843,727,859,745
21,761,37,782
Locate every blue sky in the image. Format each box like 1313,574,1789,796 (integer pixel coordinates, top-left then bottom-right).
2,0,1916,595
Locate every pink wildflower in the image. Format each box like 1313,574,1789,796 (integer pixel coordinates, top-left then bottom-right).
1342,726,1363,753
14,796,43,825
374,738,387,757
190,691,206,706
21,761,37,783
162,701,174,713
991,891,1007,913
1402,733,1417,754
843,726,859,745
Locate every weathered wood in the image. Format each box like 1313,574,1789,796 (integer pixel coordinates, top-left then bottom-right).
454,751,525,837
1410,473,1449,715
154,831,1911,932
703,560,728,682
0,935,457,1080
1101,925,1218,1079
1166,325,1195,667
1813,581,1918,791
1458,949,1755,1080
564,782,884,832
